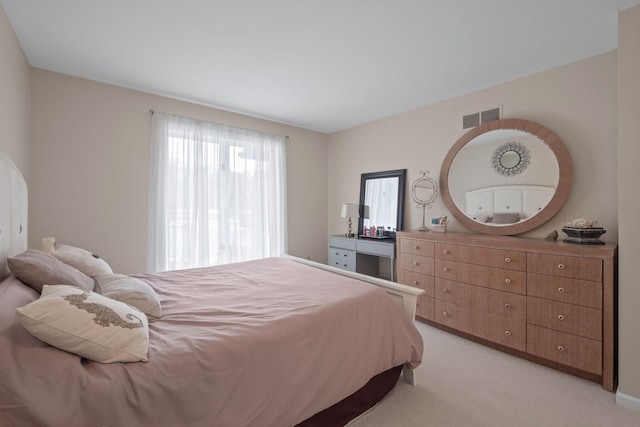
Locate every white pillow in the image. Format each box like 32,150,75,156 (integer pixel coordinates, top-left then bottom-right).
94,273,162,318
51,244,113,277
16,285,149,363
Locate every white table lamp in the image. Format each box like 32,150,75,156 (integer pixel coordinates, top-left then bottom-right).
341,203,360,238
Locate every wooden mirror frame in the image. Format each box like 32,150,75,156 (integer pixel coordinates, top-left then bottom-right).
440,118,573,235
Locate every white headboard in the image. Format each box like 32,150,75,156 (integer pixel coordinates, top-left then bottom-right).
465,185,555,224
0,151,28,280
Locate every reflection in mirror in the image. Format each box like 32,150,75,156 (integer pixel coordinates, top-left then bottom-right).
440,118,572,235
364,177,398,228
358,169,406,238
500,151,521,168
491,142,530,176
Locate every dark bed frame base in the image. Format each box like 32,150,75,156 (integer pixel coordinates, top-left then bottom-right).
296,365,402,427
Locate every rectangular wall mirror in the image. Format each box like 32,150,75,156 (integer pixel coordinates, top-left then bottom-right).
358,169,406,239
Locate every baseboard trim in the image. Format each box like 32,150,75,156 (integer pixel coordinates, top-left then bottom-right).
616,391,640,412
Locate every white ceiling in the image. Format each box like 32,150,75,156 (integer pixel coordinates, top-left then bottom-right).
3,0,640,134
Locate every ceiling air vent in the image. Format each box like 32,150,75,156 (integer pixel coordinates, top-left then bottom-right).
481,107,500,124
462,113,480,129
462,107,501,129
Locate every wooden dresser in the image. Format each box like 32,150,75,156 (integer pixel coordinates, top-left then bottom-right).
396,231,617,391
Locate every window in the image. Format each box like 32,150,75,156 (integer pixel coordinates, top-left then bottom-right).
147,112,287,272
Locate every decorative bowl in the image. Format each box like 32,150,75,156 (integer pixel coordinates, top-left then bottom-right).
561,227,606,245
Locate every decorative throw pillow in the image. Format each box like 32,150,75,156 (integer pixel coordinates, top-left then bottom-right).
472,214,489,223
492,212,520,224
8,249,95,293
51,244,113,277
94,273,162,318
16,285,149,363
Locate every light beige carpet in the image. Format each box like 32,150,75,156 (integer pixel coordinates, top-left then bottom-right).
349,322,640,426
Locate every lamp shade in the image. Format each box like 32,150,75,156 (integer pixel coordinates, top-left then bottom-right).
341,203,360,219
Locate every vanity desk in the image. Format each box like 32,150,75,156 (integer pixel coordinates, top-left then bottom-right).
396,230,618,391
328,235,396,281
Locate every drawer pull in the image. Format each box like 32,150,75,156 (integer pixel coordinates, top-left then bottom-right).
442,267,449,272
504,303,511,309
557,263,565,270
504,278,511,284
557,314,565,321
443,249,449,255
413,245,420,250
413,261,419,266
557,345,565,352
442,311,449,317
505,257,511,263
412,280,418,285
504,330,511,336
343,254,348,257
442,288,449,294
557,287,565,293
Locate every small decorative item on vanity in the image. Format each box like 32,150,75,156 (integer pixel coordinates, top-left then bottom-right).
562,218,606,245
431,216,448,233
341,203,360,238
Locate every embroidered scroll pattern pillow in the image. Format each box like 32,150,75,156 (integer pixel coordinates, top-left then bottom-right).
16,285,149,363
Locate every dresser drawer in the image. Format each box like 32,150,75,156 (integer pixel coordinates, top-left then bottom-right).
527,273,602,309
435,242,525,271
398,270,434,297
328,248,355,271
435,278,525,322
357,239,394,257
434,259,526,294
434,299,525,351
399,254,434,275
329,236,356,250
399,238,434,257
527,253,602,281
527,324,601,374
416,295,434,321
527,297,602,340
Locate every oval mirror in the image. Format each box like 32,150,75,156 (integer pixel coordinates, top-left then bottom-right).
412,170,438,231
440,118,573,235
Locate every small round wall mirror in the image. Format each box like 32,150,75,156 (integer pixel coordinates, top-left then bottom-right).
491,142,530,176
412,170,438,231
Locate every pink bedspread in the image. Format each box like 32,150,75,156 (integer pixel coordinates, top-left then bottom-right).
0,257,423,427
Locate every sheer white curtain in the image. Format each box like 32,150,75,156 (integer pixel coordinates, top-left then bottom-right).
362,177,398,231
147,112,287,272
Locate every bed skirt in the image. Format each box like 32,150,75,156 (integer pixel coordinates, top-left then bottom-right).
296,365,402,427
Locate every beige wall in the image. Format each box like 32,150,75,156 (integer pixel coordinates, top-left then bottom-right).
327,18,640,405
328,52,618,243
29,70,328,273
0,5,30,177
617,4,640,406
4,0,640,408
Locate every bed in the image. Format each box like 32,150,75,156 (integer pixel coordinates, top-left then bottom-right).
464,184,555,224
0,151,424,427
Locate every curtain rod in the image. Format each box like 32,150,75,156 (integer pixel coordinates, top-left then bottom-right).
148,109,290,138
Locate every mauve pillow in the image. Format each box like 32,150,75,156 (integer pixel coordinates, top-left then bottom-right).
492,212,520,224
7,249,95,293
